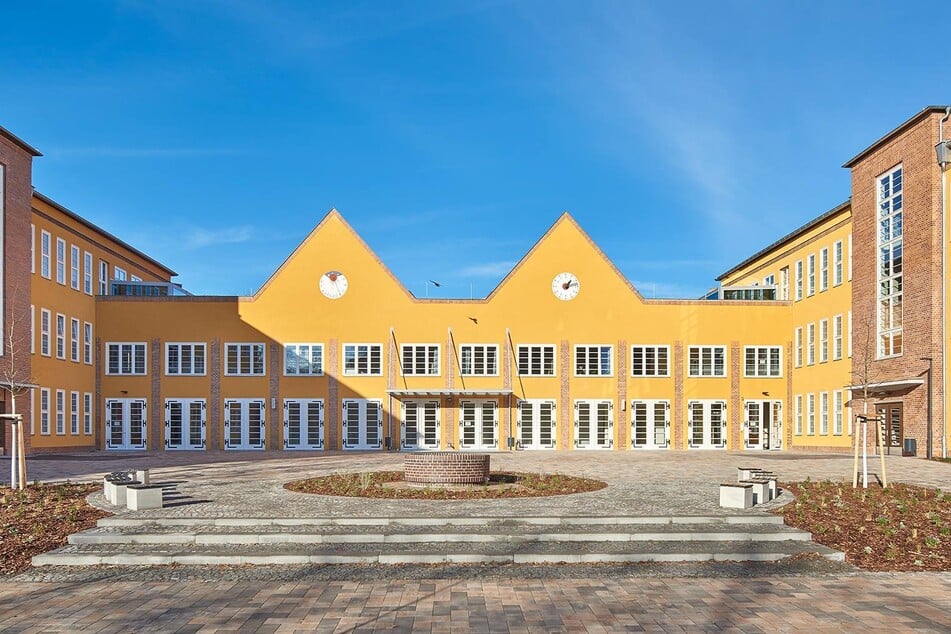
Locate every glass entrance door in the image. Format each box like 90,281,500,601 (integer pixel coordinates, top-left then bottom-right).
402,399,440,450
631,400,669,449
876,403,903,453
517,400,556,449
105,398,147,450
165,398,205,450
575,400,613,449
342,399,383,450
224,399,266,450
459,400,498,450
284,399,324,450
745,400,782,450
687,400,727,449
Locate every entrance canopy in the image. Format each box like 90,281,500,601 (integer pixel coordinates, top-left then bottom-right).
386,388,513,398
846,378,924,394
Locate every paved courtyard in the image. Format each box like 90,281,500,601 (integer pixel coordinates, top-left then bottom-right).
1,450,948,632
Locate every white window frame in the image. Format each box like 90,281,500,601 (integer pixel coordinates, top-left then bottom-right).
459,344,499,376
30,224,35,274
819,319,829,363
807,393,816,435
574,345,613,377
70,317,80,362
848,310,852,357
166,342,208,376
743,346,782,378
83,322,93,365
400,344,441,376
794,260,803,300
56,238,66,285
40,230,51,279
806,253,815,297
70,245,80,290
40,309,51,357
819,247,828,292
70,391,80,434
794,394,803,435
848,234,853,281
40,388,50,435
517,344,556,376
806,323,815,366
99,260,109,295
83,251,93,295
794,327,803,368
779,266,789,301
30,305,35,354
55,389,65,435
833,240,843,286
83,392,93,435
224,343,267,376
106,342,148,375
114,266,127,282
877,164,903,358
631,345,670,377
819,391,829,435
342,343,383,376
833,390,843,436
687,346,727,377
833,314,843,361
283,343,324,376
55,313,66,360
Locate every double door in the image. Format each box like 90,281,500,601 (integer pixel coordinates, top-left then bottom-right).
745,400,782,450
687,400,727,449
165,399,206,450
402,400,440,450
575,400,613,449
877,403,903,452
224,399,266,450
342,399,383,450
631,400,669,449
517,400,556,450
105,398,147,450
459,399,498,450
284,399,324,450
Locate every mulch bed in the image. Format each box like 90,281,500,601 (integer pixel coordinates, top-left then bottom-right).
0,483,109,575
286,471,607,500
776,480,950,571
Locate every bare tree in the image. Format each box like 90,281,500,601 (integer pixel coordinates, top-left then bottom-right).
849,313,887,488
0,289,32,489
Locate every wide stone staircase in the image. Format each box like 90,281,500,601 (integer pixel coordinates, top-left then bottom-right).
34,514,843,566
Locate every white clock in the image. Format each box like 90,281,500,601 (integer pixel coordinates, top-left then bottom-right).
319,270,348,299
552,272,580,301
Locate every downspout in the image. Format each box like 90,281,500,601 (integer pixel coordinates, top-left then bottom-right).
940,107,950,458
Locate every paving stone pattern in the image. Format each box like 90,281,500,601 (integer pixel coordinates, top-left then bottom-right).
0,574,948,632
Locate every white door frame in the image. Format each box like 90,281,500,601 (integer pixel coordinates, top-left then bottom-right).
687,400,727,449
165,398,206,450
630,399,670,449
516,399,556,450
284,398,324,450
574,399,613,449
224,399,266,450
342,399,383,450
744,399,783,450
401,399,441,450
458,399,498,450
105,398,148,450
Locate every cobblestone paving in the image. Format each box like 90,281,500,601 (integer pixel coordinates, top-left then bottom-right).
0,573,947,632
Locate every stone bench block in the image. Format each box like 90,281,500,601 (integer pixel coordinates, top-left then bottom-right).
112,481,141,507
719,483,754,509
742,479,770,505
126,485,163,511
134,469,150,485
737,467,761,482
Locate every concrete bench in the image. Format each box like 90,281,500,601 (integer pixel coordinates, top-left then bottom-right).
741,479,770,505
126,485,164,511
719,483,754,509
110,480,141,506
103,473,136,505
737,467,761,482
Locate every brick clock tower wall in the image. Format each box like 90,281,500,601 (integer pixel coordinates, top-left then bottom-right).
0,131,36,455
849,112,945,454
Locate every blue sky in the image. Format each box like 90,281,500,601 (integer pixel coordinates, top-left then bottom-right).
3,1,949,298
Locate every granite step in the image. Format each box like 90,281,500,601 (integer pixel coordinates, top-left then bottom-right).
34,539,844,566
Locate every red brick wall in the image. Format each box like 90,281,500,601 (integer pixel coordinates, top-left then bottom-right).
0,133,35,456
849,112,944,456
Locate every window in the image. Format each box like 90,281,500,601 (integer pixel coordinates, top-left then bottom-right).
107,343,147,375
283,343,323,375
31,224,35,274
342,343,382,376
401,344,440,376
99,260,109,294
40,388,50,435
84,392,93,435
83,322,93,365
819,319,829,363
848,234,853,281
877,165,903,357
460,344,498,376
55,314,66,359
114,266,127,282
575,345,612,376
806,323,815,366
833,315,843,360
744,346,781,377
795,395,803,435
70,245,80,290
517,345,555,376
40,309,51,356
83,251,93,295
225,343,266,376
70,318,80,362
834,240,843,286
56,238,66,285
833,391,843,436
30,305,34,354
779,266,789,300
763,274,775,286
167,343,207,375
795,260,803,300
631,345,669,377
56,390,65,434
794,327,803,368
40,230,51,279
688,346,726,377
819,392,829,435
819,248,828,292
131,274,142,282
70,391,80,434
807,393,816,435
806,253,815,296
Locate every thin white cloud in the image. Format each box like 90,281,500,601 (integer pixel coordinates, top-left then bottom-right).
48,147,240,158
456,261,516,278
185,226,256,249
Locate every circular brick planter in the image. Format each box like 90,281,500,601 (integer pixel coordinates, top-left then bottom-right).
404,452,491,486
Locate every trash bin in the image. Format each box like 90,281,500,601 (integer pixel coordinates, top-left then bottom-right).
903,438,916,457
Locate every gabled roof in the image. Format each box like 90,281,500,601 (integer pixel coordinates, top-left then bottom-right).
0,124,42,157
842,105,951,168
716,200,851,282
33,190,178,277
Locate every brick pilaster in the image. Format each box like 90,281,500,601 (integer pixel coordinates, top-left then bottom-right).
150,338,161,450
208,339,220,450
269,341,280,450
673,342,684,449
326,339,338,450
730,341,741,450
560,340,570,449
616,339,627,449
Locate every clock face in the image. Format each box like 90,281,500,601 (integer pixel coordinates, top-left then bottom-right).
319,270,348,299
551,272,580,301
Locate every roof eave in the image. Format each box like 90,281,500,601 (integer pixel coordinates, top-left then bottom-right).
842,106,950,168
0,124,42,157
